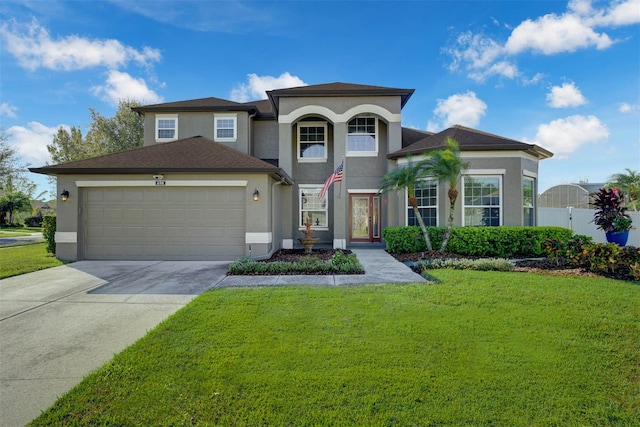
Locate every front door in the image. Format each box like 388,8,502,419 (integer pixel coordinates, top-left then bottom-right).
349,194,381,243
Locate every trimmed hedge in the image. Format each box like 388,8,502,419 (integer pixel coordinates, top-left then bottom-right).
42,215,56,254
383,226,573,258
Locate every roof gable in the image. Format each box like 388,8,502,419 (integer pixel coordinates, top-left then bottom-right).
267,82,415,114
390,125,553,159
30,136,290,181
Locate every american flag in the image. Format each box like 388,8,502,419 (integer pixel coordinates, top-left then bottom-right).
318,161,343,199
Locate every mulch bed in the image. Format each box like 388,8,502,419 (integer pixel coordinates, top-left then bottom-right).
261,249,633,282
390,251,631,281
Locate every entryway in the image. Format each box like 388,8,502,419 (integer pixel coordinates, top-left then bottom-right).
349,193,381,243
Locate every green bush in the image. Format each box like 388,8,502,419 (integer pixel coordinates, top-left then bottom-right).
415,258,515,272
228,251,364,275
384,226,572,257
42,215,56,255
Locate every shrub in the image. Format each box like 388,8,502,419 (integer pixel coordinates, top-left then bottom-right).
23,216,43,227
384,226,572,258
415,258,515,272
42,215,56,254
228,251,364,275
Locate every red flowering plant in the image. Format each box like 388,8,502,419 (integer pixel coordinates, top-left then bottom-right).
591,188,633,232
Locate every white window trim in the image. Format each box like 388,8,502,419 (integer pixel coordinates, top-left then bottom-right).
405,178,439,226
155,114,178,142
299,184,329,230
214,113,237,142
297,121,328,163
462,175,503,226
346,116,378,157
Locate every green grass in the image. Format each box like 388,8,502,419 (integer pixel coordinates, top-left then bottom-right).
31,272,639,426
0,230,31,237
0,243,64,279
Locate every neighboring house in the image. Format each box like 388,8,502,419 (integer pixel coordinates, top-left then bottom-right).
538,183,606,209
30,82,553,261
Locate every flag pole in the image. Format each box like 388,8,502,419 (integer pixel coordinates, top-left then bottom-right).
338,157,344,198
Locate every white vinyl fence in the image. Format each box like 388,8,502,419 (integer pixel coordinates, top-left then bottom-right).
538,207,640,247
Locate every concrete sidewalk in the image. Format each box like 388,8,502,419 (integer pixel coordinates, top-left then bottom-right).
216,248,426,287
0,249,423,426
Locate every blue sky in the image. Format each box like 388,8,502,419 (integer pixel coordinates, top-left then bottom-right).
1,0,639,199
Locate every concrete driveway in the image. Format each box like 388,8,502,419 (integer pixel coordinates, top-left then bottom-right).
0,260,229,427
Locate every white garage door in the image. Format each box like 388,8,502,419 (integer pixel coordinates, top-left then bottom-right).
83,187,246,260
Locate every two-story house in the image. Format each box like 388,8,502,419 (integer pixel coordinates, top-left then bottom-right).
31,82,553,261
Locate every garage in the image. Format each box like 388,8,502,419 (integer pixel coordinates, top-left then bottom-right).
82,187,246,260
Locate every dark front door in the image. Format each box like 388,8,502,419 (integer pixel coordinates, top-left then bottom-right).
349,193,381,243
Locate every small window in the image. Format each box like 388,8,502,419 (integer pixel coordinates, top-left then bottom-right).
214,114,237,142
298,122,327,161
347,117,377,155
463,176,502,226
300,187,328,228
407,179,438,226
523,177,535,226
156,115,177,141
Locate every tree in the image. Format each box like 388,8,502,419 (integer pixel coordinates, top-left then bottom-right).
0,191,31,225
608,169,640,211
1,127,18,190
47,99,144,165
379,156,434,251
422,137,468,251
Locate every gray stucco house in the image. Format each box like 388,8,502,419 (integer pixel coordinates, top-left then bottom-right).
31,82,553,261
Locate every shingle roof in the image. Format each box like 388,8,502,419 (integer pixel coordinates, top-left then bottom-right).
133,96,262,114
29,136,292,182
402,127,434,148
389,125,553,159
267,82,415,114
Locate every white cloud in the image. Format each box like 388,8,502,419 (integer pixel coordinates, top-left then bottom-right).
445,0,637,83
230,72,307,102
8,122,63,165
533,114,609,157
91,70,163,106
546,82,588,108
0,102,18,118
505,13,612,54
426,91,488,132
619,102,638,113
0,18,161,71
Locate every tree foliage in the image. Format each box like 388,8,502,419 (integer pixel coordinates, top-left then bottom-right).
379,155,434,251
421,137,468,251
0,191,31,225
608,168,640,212
47,99,143,165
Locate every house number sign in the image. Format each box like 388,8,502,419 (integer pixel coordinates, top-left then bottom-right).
155,181,166,186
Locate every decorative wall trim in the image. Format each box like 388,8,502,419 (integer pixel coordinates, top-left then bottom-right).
245,232,272,244
523,169,538,178
347,189,381,194
76,180,248,187
282,239,294,249
333,239,347,249
466,169,506,175
280,104,401,124
55,232,77,243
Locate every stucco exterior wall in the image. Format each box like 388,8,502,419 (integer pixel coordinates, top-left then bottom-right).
252,119,279,159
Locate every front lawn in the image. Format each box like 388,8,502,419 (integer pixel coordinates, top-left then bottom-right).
31,271,639,426
0,243,64,279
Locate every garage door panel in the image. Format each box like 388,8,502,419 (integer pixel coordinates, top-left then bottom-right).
84,187,246,260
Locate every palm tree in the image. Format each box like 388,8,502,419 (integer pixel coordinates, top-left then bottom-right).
379,156,434,251
422,137,468,251
0,191,31,225
608,169,640,211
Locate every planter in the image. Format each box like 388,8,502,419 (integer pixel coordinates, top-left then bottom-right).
605,230,629,246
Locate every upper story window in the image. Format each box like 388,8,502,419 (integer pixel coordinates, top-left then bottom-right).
463,176,502,226
298,121,327,162
347,116,377,156
156,115,177,142
214,114,237,142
